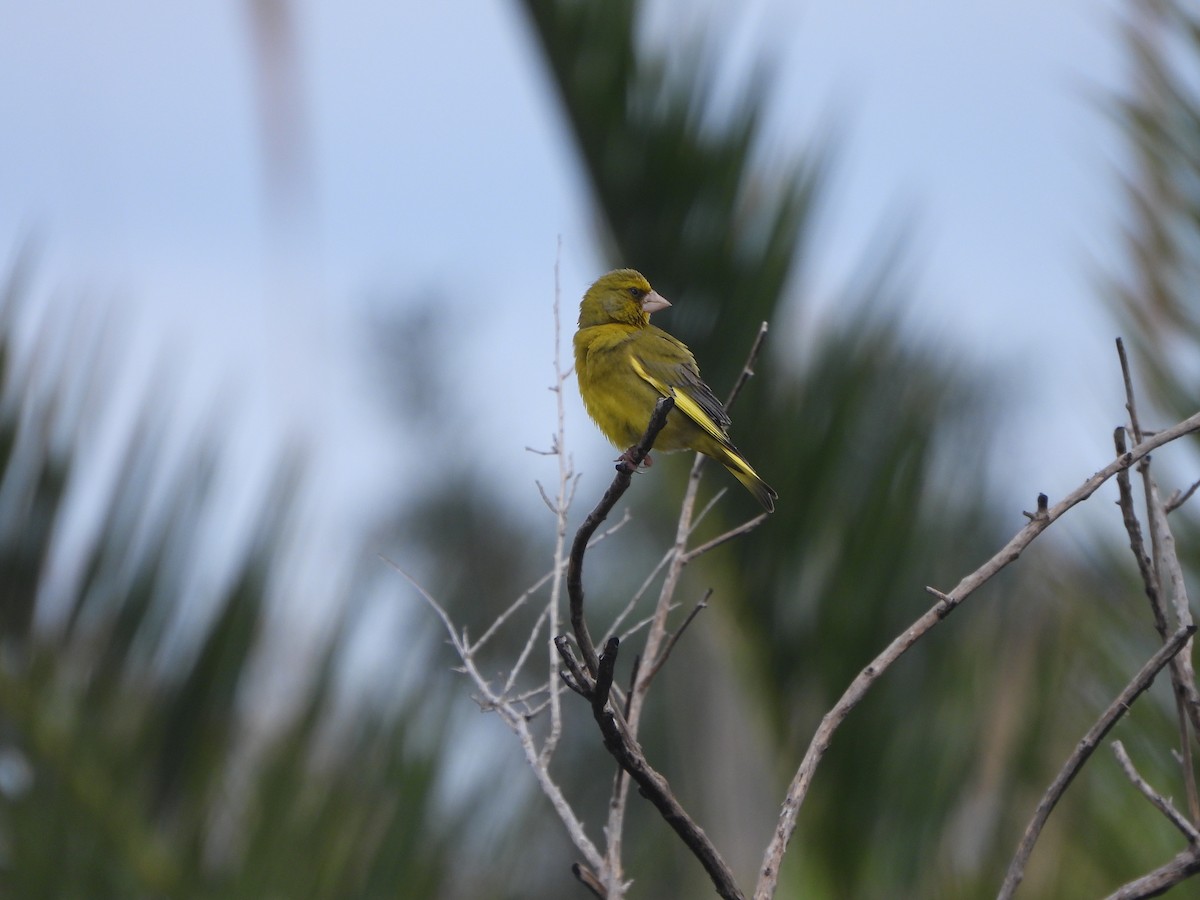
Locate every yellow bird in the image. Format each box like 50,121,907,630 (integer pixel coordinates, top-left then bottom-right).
573,268,777,512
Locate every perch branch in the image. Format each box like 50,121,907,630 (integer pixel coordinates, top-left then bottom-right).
997,624,1195,900
567,395,676,677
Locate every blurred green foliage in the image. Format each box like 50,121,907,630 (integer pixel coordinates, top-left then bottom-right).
4,1,1200,898
0,257,454,898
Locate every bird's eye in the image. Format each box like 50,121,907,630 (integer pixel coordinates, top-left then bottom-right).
627,287,645,299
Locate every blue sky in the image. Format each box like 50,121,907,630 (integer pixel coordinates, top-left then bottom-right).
1,0,1137,609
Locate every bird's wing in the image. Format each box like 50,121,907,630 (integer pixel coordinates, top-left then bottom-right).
629,330,731,443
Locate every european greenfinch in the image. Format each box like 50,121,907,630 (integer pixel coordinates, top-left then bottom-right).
574,268,777,512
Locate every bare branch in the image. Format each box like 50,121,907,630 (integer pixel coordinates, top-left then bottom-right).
1114,428,1167,639
682,512,771,564
997,625,1195,900
504,604,550,696
1166,477,1200,514
1112,741,1200,845
471,509,631,655
385,558,606,873
1147,476,1200,732
641,590,711,687
617,604,681,644
542,244,573,765
1104,848,1200,899
587,637,746,900
755,407,1200,900
1146,474,1200,822
567,395,676,677
571,863,607,899
724,321,769,411
603,545,676,646
1117,337,1146,443
1114,342,1200,819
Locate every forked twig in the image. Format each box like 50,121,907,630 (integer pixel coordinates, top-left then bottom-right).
997,625,1195,899
1112,740,1200,845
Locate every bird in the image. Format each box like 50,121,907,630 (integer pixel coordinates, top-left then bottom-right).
573,268,777,512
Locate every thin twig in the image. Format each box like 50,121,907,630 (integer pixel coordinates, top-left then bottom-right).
997,625,1195,900
724,321,769,411
470,509,631,654
603,545,676,646
1112,740,1200,844
1114,428,1168,640
1166,477,1200,514
754,407,1200,900
542,240,573,766
386,558,606,874
1117,337,1145,443
641,591,711,686
617,604,681,644
504,603,550,696
682,512,771,564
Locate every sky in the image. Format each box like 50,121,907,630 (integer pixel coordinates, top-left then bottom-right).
0,0,1143,635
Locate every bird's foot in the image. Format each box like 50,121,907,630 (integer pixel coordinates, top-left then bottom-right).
615,448,653,474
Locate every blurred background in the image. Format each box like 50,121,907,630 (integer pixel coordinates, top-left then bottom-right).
3,0,1200,897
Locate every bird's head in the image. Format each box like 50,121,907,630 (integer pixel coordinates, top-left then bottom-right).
578,269,671,328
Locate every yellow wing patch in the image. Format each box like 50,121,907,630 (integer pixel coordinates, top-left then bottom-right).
630,355,727,445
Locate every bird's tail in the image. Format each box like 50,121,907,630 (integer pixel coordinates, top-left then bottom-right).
718,445,777,513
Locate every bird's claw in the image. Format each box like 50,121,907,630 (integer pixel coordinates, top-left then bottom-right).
615,448,653,474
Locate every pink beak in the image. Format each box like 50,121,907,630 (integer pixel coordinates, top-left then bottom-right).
641,289,671,314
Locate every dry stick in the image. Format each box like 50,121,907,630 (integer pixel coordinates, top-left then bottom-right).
566,395,676,678
1117,337,1145,443
997,624,1195,900
388,560,606,876
1113,427,1199,823
682,512,771,563
472,509,631,654
1112,740,1200,845
1104,849,1200,900
1114,429,1169,639
541,241,574,767
641,590,712,687
754,407,1200,900
1116,338,1200,820
1147,474,1200,825
1165,477,1200,514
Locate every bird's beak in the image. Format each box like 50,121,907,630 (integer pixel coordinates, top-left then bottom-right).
642,290,671,314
